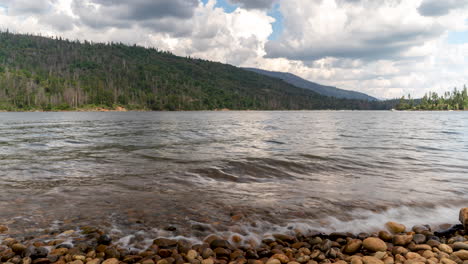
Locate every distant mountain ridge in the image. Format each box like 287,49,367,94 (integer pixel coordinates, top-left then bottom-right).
244,68,377,101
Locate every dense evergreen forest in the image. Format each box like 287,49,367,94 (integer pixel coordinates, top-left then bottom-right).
0,31,395,111
396,87,468,110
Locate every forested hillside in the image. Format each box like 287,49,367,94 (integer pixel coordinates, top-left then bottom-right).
0,31,388,111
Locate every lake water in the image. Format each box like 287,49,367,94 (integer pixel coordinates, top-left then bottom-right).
0,111,467,246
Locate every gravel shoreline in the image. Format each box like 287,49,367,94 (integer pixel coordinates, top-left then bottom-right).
0,208,467,264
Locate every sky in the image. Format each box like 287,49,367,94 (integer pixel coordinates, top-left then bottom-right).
0,0,467,99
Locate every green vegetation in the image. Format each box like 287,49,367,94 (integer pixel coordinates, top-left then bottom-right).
0,31,395,111
396,86,468,110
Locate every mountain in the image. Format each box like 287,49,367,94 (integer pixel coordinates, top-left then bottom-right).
0,31,386,111
244,68,377,101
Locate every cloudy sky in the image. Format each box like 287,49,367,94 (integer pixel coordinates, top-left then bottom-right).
0,0,467,98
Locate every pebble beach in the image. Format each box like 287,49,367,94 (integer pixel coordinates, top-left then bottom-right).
0,208,467,264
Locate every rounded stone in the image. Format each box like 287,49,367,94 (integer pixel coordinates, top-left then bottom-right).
102,258,120,264
393,235,413,246
186,250,198,261
363,238,388,252
11,243,27,254
344,239,362,254
453,243,468,251
453,250,468,260
412,234,426,244
386,222,406,234
266,259,282,264
363,256,384,264
438,244,453,254
97,235,112,246
271,254,289,264
378,231,393,242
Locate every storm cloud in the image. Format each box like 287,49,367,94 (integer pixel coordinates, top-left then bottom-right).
227,0,277,10
418,0,468,17
71,0,198,32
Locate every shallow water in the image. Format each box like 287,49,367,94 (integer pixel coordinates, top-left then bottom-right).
0,111,467,244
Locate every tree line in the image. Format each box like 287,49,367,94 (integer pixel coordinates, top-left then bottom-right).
396,86,468,110
0,31,400,111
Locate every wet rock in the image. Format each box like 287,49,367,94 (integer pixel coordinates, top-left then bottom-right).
141,259,155,264
87,259,102,264
426,240,440,247
308,237,322,246
46,254,59,263
23,257,32,264
266,259,282,264
213,248,230,258
154,239,178,249
392,246,409,256
158,249,172,258
97,235,112,246
453,243,468,251
374,251,387,260
362,256,384,264
363,238,387,252
73,255,86,261
271,254,289,264
383,257,394,264
441,258,457,264
123,255,142,263
386,222,406,234
454,250,468,260
30,247,49,259
67,260,83,264
49,248,68,256
1,249,15,261
412,234,426,244
56,244,72,249
0,225,8,233
186,250,198,261
296,255,310,263
104,248,120,259
460,208,468,232
344,240,362,254
319,240,332,252
435,225,464,237
393,235,413,246
350,257,363,264
273,235,295,243
439,244,453,254
31,258,51,264
378,231,393,242
202,248,215,259
245,250,258,260
210,240,232,249
411,244,431,251
11,243,27,254
102,258,120,264
358,233,370,240
202,259,214,264
412,226,429,234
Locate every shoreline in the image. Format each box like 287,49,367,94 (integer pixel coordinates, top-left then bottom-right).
0,208,466,264
1,109,467,113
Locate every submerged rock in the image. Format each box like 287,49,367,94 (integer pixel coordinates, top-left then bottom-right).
460,208,468,232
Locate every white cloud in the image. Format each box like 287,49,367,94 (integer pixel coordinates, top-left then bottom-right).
0,0,467,99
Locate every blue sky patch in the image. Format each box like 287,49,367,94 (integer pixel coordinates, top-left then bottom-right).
447,30,468,44
201,0,283,41
268,3,283,40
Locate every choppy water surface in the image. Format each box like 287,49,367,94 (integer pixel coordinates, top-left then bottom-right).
0,111,467,243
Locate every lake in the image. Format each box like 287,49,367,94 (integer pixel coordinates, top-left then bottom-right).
0,111,467,246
